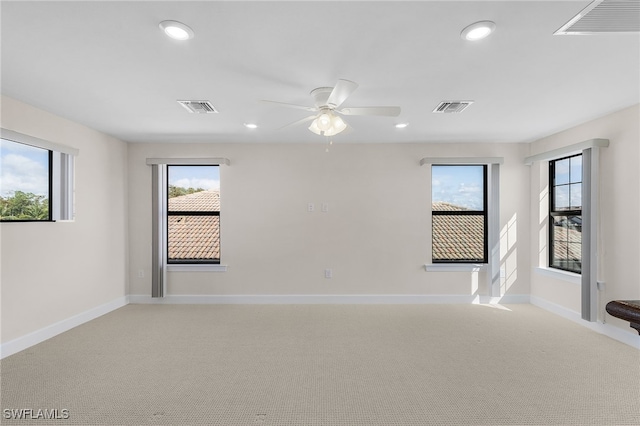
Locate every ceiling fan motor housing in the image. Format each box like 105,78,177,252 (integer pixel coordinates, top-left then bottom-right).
310,87,334,109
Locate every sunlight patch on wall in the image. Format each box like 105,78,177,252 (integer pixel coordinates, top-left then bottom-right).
539,224,548,265
500,213,518,293
471,269,479,295
539,185,549,225
502,248,518,292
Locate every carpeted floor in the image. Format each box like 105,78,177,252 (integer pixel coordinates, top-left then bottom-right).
1,304,639,425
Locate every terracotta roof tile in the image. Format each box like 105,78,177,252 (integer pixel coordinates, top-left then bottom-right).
552,226,582,263
168,190,220,211
432,211,485,261
168,191,220,261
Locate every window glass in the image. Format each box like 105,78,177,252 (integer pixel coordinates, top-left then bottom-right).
432,165,487,263
432,215,485,262
570,183,582,209
0,139,51,221
549,154,582,273
432,165,484,211
167,165,220,263
553,158,570,185
569,155,582,183
551,216,582,272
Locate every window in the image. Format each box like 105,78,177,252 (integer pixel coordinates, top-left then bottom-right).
166,165,220,264
431,165,487,263
549,154,582,273
0,139,52,221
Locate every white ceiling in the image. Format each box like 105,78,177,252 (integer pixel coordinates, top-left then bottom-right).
1,1,638,144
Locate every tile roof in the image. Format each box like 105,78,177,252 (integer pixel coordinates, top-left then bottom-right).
552,218,582,265
432,202,485,261
168,190,220,211
168,191,220,261
431,202,582,265
165,196,578,266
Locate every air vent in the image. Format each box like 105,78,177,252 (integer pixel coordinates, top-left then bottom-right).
555,0,640,35
433,101,474,114
177,100,218,114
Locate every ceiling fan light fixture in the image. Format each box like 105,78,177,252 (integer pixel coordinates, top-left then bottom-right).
317,112,332,131
159,20,194,40
309,113,347,137
461,21,496,41
331,115,347,134
308,119,322,135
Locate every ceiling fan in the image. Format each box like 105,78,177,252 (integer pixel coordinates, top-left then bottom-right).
262,79,401,137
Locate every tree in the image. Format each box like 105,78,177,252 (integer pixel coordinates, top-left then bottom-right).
168,185,205,198
0,191,49,220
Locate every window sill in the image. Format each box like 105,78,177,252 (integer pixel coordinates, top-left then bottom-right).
166,264,228,272
534,266,580,284
424,264,487,272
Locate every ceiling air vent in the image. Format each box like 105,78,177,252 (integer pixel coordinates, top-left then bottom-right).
555,0,640,35
433,101,474,114
177,100,218,114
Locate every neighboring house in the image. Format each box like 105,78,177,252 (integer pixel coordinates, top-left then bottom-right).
168,190,220,261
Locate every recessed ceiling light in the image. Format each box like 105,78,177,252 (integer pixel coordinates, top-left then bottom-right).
395,123,409,129
159,20,194,41
244,123,258,129
461,21,496,41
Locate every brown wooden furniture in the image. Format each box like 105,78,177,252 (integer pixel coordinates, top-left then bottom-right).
605,300,640,334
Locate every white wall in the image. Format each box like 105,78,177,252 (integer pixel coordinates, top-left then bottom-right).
528,104,640,334
0,96,129,344
3,95,635,351
128,141,530,300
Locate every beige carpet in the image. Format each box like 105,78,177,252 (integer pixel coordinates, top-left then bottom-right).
1,304,639,425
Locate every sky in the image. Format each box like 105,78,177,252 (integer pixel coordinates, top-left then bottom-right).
552,155,582,209
0,139,49,197
168,165,220,190
432,165,484,210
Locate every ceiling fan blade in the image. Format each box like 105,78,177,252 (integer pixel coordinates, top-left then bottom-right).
261,100,317,112
327,79,359,109
278,115,317,130
341,123,354,135
337,106,401,117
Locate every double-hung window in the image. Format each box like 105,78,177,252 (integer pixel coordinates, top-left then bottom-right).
549,154,582,273
525,139,607,322
166,165,220,264
431,164,488,263
149,158,228,298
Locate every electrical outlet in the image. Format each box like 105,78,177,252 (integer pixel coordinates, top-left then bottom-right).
138,269,145,278
324,269,332,279
308,203,315,212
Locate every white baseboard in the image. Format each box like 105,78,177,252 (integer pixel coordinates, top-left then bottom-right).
479,294,531,304
128,293,530,305
531,296,640,349
0,296,129,359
